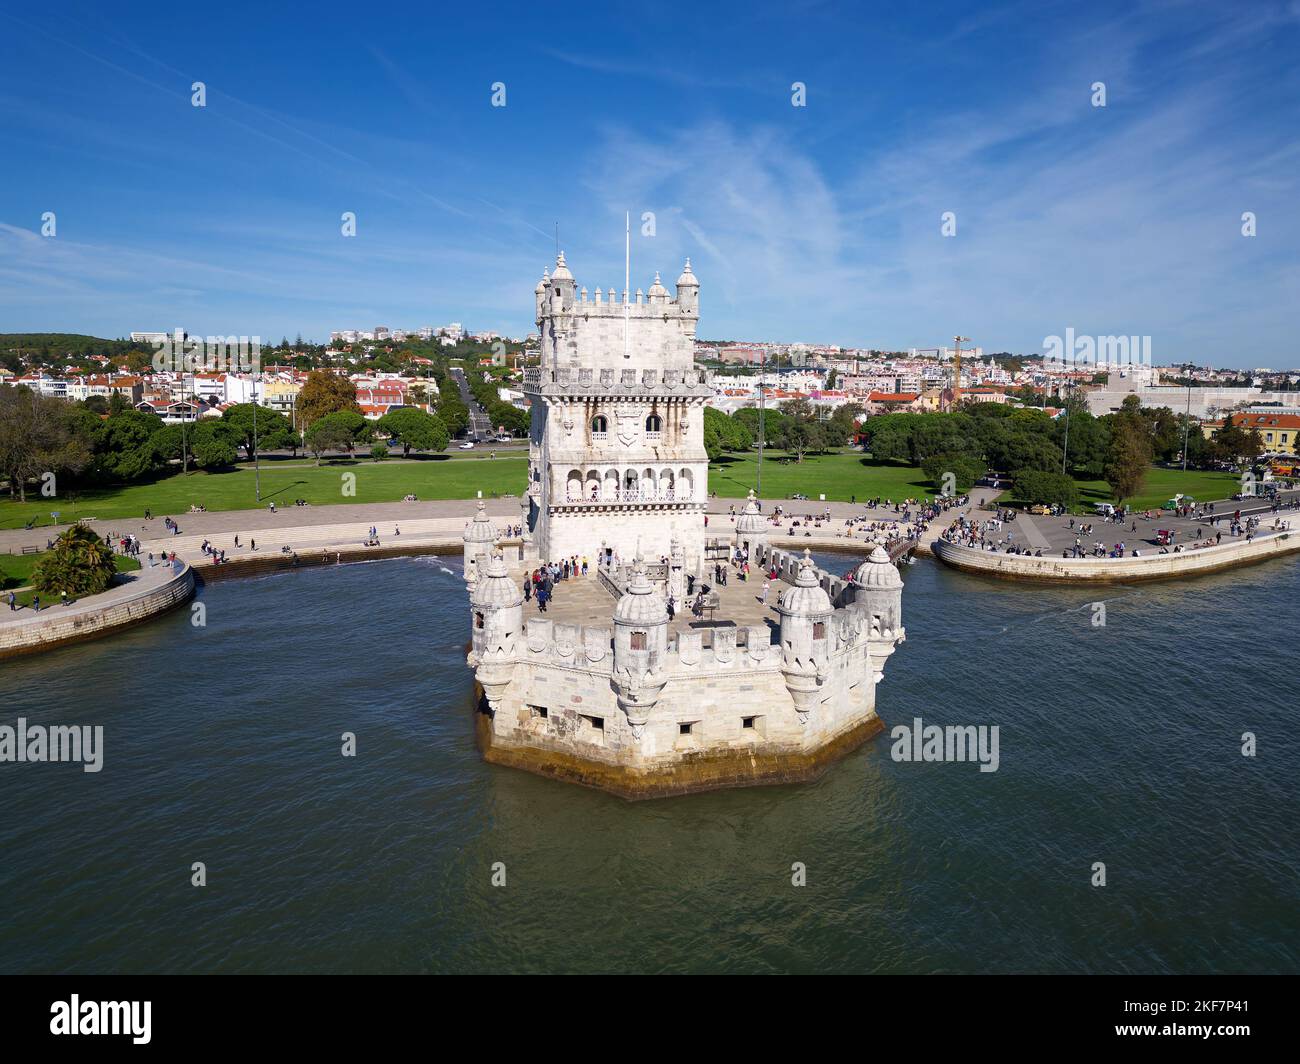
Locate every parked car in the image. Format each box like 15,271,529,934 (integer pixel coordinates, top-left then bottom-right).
1027,504,1053,516
458,441,475,450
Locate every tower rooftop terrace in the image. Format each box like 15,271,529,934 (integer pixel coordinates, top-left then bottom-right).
523,565,803,645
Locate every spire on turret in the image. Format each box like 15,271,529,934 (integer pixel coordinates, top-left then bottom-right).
675,257,699,316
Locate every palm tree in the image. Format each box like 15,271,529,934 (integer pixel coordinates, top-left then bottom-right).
33,525,119,597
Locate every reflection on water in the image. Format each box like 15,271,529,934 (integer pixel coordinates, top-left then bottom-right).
0,553,1295,973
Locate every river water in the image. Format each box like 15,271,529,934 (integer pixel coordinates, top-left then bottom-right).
1,552,1296,973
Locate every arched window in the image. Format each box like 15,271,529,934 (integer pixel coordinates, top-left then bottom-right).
591,415,608,441
645,413,662,434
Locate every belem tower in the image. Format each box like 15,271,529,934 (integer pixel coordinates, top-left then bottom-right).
462,252,906,797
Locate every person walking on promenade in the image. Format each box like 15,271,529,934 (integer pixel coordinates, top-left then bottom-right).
760,582,770,605
32,595,41,612
536,584,549,612
7,591,14,611
666,595,675,620
523,575,532,601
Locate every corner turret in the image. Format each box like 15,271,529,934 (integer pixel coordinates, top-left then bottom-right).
611,556,670,738
851,545,905,680
777,549,833,724
469,549,524,714
462,499,497,586
735,489,768,559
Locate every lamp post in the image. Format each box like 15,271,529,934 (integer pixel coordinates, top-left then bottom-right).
252,374,261,503
757,349,765,496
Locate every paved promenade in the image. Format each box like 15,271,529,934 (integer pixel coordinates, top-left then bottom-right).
959,496,1300,556
1,495,916,564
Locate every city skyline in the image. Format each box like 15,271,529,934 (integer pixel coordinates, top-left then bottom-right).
1,2,1297,363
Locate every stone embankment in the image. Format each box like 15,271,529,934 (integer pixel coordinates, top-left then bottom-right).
932,530,1300,583
0,563,194,659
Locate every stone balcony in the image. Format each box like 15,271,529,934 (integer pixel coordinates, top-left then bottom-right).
523,365,713,398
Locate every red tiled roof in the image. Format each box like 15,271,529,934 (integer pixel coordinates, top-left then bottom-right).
1230,412,1300,430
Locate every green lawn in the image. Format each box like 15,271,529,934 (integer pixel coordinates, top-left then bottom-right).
1071,467,1243,511
0,456,528,529
708,451,932,502
2,553,141,607
0,450,1250,530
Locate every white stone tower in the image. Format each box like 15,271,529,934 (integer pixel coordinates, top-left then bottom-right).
523,253,712,567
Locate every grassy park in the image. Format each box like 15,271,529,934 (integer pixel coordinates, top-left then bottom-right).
708,452,932,502
0,455,529,529
0,449,1250,531
1071,468,1241,511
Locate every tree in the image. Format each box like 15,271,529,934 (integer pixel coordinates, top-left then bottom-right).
298,370,360,427
1104,402,1153,502
778,417,825,462
734,406,788,448
922,453,984,494
376,407,449,457
487,402,529,438
304,419,355,465
827,402,863,444
1012,469,1080,508
0,385,92,500
781,395,815,424
311,409,371,450
188,422,241,468
1054,405,1109,477
93,409,167,481
32,525,119,597
221,403,296,460
703,407,753,460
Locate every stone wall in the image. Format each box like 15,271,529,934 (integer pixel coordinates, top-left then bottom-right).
0,565,195,659
477,592,895,797
933,531,1300,583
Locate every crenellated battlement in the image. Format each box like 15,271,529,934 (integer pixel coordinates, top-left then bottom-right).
535,253,699,373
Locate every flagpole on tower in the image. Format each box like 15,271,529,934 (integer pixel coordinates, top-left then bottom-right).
624,211,631,360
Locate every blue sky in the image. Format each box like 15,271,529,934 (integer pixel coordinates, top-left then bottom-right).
1,0,1297,365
